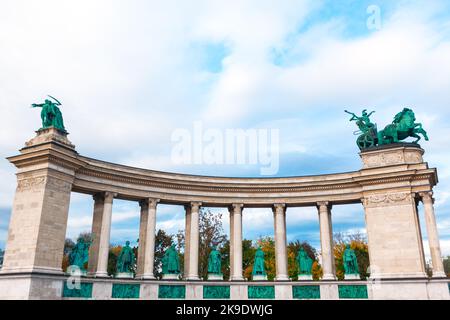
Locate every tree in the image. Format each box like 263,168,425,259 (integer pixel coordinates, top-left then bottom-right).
107,245,122,276
177,208,228,280
443,256,450,277
220,240,230,280
242,239,256,280
257,237,276,281
0,248,4,267
199,209,227,280
333,232,370,280
154,229,174,278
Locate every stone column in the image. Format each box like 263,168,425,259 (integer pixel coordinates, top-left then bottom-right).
230,203,244,281
229,207,235,278
317,201,335,280
273,203,289,280
88,192,116,277
184,205,192,279
419,192,446,278
136,198,159,279
187,202,202,280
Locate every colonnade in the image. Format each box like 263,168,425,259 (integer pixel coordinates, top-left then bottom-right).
84,191,445,280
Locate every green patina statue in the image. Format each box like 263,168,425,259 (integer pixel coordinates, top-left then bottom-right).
69,238,91,271
346,108,429,150
162,244,180,275
343,245,359,275
297,247,313,275
116,241,136,274
252,247,266,276
31,95,66,132
207,246,222,274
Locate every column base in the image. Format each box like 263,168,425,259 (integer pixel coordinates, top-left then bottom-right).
230,276,245,281
322,274,336,280
186,275,201,281
275,275,290,281
93,271,110,278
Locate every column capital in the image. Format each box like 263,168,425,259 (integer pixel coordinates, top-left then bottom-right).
190,201,202,210
419,191,434,204
272,203,286,214
229,203,244,213
104,192,117,202
93,192,117,202
139,198,160,208
316,201,331,209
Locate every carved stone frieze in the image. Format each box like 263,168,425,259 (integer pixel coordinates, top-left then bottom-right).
363,192,413,208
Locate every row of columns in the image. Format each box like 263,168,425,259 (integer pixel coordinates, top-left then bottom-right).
86,191,445,279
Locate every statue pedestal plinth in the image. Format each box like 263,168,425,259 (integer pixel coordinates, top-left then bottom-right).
297,274,313,281
25,127,75,150
162,273,180,280
344,274,360,280
115,272,134,279
360,143,424,169
207,273,223,280
252,275,268,281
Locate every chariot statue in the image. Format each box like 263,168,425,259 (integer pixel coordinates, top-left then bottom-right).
346,108,429,150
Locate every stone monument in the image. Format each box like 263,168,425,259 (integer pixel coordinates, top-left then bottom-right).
343,245,360,280
207,246,223,280
297,247,314,280
161,244,180,280
252,247,267,281
116,241,136,278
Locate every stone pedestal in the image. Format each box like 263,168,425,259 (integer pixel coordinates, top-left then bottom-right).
161,274,180,280
361,144,428,279
115,272,134,279
344,274,360,280
207,274,224,280
252,275,268,281
1,128,83,275
298,274,313,281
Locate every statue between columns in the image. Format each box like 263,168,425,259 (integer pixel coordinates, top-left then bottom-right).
68,237,92,275
252,247,267,281
115,241,136,278
161,244,181,279
297,247,314,280
343,245,360,280
207,246,223,280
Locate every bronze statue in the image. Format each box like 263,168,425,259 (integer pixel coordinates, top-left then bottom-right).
31,95,66,132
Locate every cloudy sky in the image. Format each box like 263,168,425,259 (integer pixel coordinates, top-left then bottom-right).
1,0,450,260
